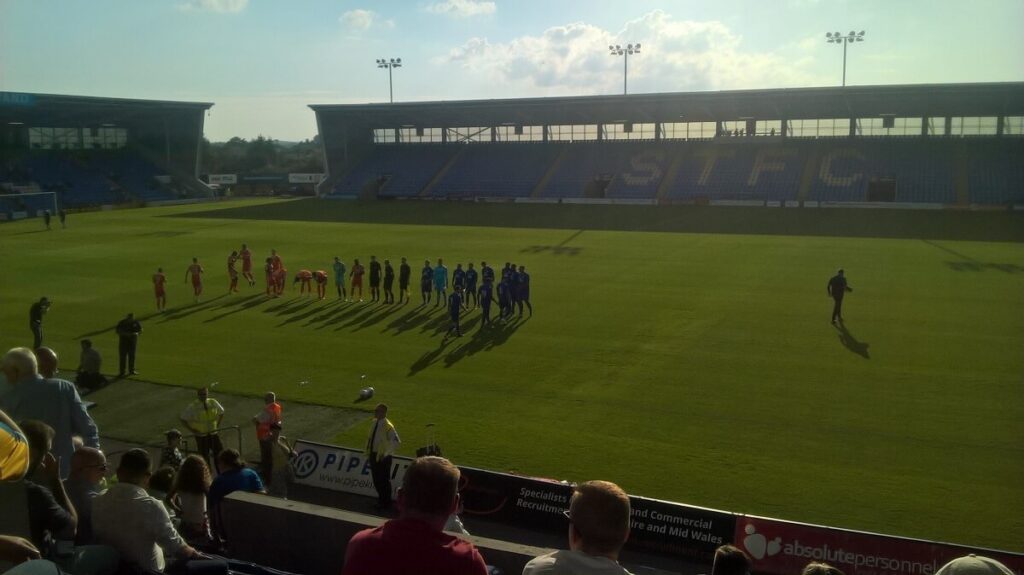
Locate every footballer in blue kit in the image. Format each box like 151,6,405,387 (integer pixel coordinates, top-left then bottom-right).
481,261,495,286
444,287,466,338
516,265,532,317
477,281,493,326
464,263,478,308
420,260,433,305
452,264,466,292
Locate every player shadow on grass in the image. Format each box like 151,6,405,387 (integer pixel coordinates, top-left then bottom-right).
407,336,456,377
202,293,266,323
276,300,329,327
304,300,357,329
351,303,405,332
835,322,870,359
442,315,525,368
383,304,442,336
156,294,229,322
76,309,168,338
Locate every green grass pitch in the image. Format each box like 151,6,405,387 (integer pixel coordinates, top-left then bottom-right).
1,198,1021,551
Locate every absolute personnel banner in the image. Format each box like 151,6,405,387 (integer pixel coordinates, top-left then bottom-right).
734,516,1024,575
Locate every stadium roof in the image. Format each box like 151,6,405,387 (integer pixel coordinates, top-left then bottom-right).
0,92,213,125
310,82,1024,127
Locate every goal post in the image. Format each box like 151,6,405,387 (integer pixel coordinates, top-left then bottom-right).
0,191,59,221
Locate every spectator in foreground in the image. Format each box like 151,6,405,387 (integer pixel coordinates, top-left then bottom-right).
1,347,100,479
523,480,633,575
711,545,751,575
342,456,487,575
160,429,185,470
170,455,213,544
34,347,59,379
21,420,118,575
208,449,263,540
148,466,178,519
935,555,1015,575
0,407,29,481
63,446,108,545
75,340,107,392
802,563,845,575
92,449,215,574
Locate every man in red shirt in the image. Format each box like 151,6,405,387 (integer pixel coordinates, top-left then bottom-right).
153,268,167,311
270,249,286,296
228,251,240,293
264,258,275,297
350,258,366,303
185,258,204,303
313,270,328,300
293,269,313,296
342,456,487,575
239,243,255,287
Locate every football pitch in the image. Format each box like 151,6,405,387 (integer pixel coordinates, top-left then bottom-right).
1,198,1021,551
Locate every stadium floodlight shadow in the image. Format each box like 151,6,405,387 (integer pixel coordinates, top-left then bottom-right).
835,322,870,359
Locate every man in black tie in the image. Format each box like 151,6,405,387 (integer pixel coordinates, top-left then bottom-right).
365,403,400,510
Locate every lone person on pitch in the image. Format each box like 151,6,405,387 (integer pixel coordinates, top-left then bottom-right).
365,403,400,510
827,269,853,324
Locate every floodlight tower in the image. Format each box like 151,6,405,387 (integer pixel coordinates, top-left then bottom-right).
609,43,640,95
376,57,402,103
825,31,866,87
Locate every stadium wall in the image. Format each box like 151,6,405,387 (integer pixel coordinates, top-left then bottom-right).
287,440,1024,575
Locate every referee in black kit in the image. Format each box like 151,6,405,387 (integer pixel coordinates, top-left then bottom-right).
827,269,853,324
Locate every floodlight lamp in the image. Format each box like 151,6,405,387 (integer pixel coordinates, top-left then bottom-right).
858,30,865,36
627,43,634,49
396,58,402,64
826,32,833,38
834,31,841,37
609,45,615,50
635,43,641,50
849,30,856,37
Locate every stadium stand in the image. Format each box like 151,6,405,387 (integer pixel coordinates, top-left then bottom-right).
332,145,459,197
966,138,1024,204
807,140,956,203
431,143,563,198
0,92,213,217
312,83,1024,206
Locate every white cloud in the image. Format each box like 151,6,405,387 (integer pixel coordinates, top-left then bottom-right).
425,0,496,18
443,10,825,95
340,9,394,31
178,0,248,13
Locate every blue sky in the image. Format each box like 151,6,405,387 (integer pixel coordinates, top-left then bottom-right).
2,0,1022,141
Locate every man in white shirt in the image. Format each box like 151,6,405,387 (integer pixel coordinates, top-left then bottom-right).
92,449,209,573
523,480,634,575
